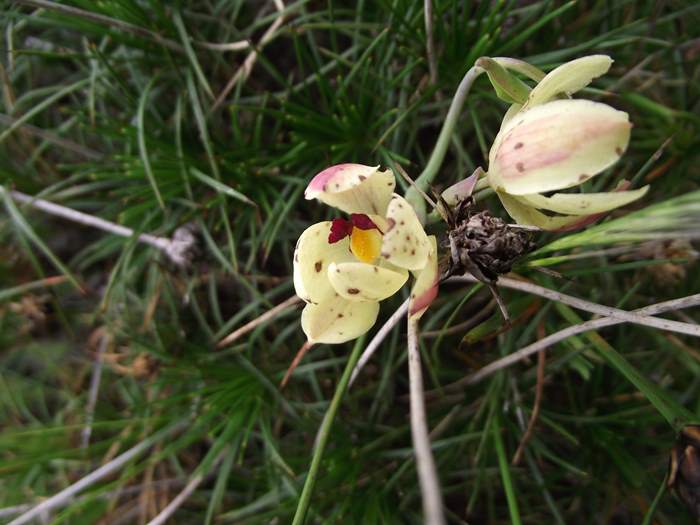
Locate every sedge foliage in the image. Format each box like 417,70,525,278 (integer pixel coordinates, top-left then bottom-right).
1,1,700,523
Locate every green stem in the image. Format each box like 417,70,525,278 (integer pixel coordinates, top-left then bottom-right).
291,337,366,525
405,65,484,221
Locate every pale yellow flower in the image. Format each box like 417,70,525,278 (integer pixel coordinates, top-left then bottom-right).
294,164,438,344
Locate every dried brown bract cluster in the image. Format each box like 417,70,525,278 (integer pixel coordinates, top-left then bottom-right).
669,424,700,519
441,197,536,321
443,198,535,280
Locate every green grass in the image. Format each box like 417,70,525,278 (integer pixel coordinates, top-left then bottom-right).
1,1,700,523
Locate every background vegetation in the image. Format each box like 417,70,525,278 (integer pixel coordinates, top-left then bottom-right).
1,0,699,523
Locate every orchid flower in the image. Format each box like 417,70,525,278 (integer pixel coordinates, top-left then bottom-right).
294,164,439,345
485,55,649,230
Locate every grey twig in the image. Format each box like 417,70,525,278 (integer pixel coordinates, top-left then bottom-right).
211,0,287,112
429,293,700,397
8,422,186,525
145,452,225,525
81,333,108,449
349,299,409,386
424,0,438,86
449,275,700,338
217,295,302,348
1,188,197,267
407,317,446,525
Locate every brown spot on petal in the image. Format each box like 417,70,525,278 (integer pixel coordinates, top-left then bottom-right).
314,261,322,272
405,235,410,241
337,313,344,318
411,249,415,255
579,174,589,182
335,183,340,189
516,162,525,172
359,175,367,181
399,220,405,225
347,288,360,295
387,181,393,186
514,142,524,149
381,252,391,259
397,203,403,208
615,147,623,156
294,252,299,262
373,267,378,273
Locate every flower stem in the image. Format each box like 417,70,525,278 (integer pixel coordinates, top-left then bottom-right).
407,317,446,525
405,64,484,221
291,336,365,525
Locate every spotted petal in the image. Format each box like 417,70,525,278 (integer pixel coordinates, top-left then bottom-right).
294,222,354,304
517,186,649,215
301,297,380,344
328,262,408,302
304,164,396,216
380,194,431,271
488,99,631,196
409,236,439,320
526,55,613,108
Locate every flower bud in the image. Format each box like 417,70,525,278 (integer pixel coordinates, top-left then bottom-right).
487,98,631,196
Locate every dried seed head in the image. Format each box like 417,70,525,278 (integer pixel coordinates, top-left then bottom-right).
445,204,536,282
669,424,700,519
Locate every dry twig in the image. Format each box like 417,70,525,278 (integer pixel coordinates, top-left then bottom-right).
427,293,700,399
1,188,197,267
349,299,409,386
407,317,446,525
211,0,287,112
450,275,700,338
218,295,302,348
8,423,186,525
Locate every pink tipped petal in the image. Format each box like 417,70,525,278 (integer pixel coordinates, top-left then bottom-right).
305,164,377,196
441,168,483,206
294,222,355,304
526,55,613,108
301,297,380,344
328,262,408,302
488,99,631,196
380,194,431,271
409,236,439,320
518,185,649,215
304,164,396,215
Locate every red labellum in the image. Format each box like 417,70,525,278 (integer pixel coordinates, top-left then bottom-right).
350,213,380,231
328,214,380,244
329,218,353,243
